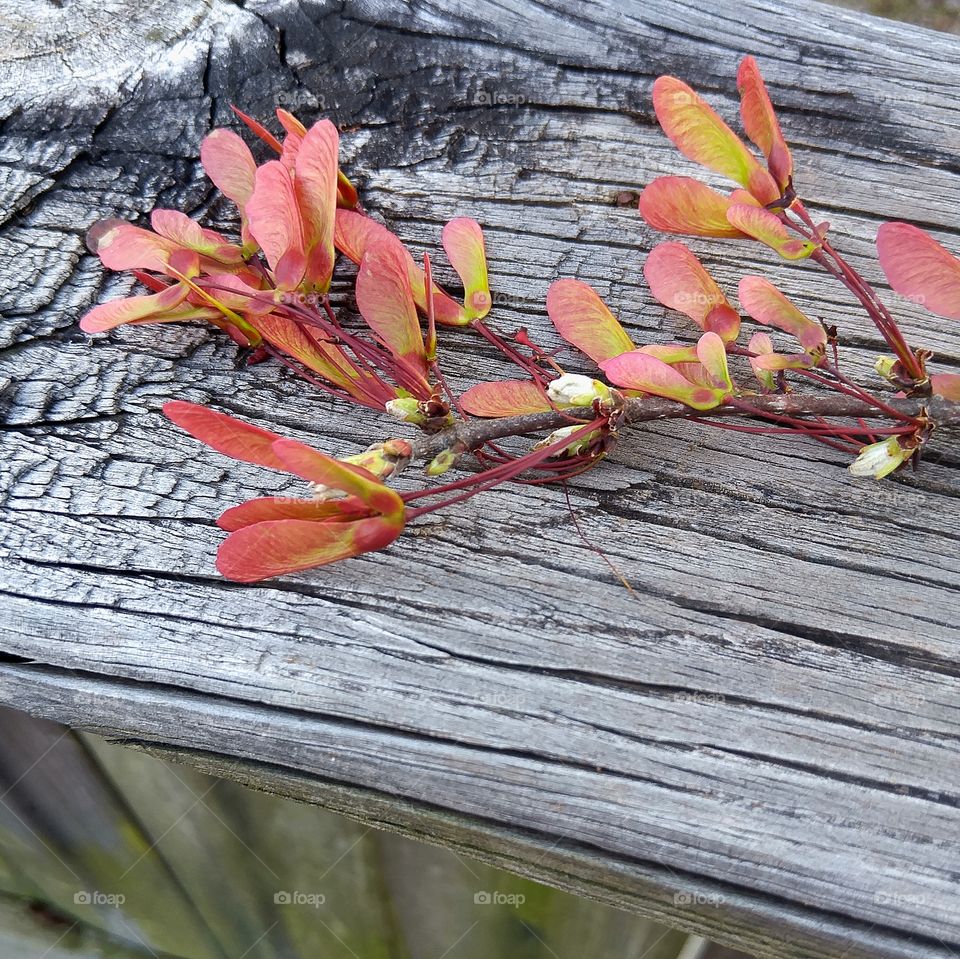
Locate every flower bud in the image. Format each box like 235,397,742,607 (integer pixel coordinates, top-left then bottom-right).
873,355,921,391
426,448,460,476
546,373,611,407
534,425,600,458
385,397,428,425
875,355,898,381
342,440,413,481
385,398,454,429
382,439,414,458
848,437,914,480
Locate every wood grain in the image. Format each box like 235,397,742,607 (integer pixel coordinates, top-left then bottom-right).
1,1,958,958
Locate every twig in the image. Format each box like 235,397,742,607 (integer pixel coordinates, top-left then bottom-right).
407,394,959,463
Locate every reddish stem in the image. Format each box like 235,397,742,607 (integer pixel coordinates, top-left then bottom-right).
787,202,923,380
472,319,550,386
404,419,605,515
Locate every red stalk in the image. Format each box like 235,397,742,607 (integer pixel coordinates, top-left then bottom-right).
785,202,924,380
692,416,862,454
794,367,919,424
424,252,438,363
260,343,384,411
472,318,550,386
404,419,605,516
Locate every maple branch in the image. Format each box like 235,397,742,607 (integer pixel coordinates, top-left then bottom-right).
408,394,960,463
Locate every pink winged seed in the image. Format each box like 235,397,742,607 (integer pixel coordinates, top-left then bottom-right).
216,516,401,583
652,76,779,205
638,176,746,239
600,351,725,411
736,56,793,190
460,380,553,417
726,204,818,260
644,243,730,328
738,276,827,353
335,210,469,326
200,129,257,209
877,222,960,321
245,160,307,290
441,218,492,321
546,279,634,364
293,119,339,293
355,240,430,384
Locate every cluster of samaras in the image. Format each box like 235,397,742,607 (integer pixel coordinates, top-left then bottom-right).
82,59,960,581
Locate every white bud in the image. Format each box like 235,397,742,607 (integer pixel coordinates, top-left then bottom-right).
546,373,610,407
848,437,913,480
385,398,425,424
534,425,599,457
309,482,347,501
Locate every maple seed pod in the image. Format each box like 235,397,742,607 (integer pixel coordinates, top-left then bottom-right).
547,373,612,407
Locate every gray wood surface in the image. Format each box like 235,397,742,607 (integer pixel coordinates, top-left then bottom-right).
1,1,958,958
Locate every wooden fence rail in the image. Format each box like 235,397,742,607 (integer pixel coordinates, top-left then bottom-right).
1,1,958,958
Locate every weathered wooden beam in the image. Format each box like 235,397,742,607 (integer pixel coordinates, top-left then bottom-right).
1,1,958,958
